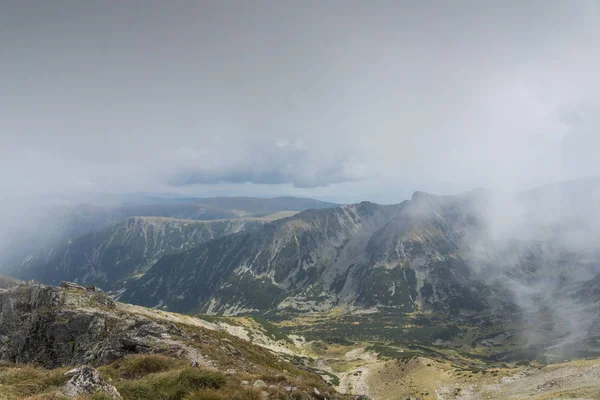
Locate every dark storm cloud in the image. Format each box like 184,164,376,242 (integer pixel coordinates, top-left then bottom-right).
169,162,360,189
166,140,367,188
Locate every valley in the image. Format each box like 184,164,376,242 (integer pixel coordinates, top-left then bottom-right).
3,277,600,400
3,184,600,399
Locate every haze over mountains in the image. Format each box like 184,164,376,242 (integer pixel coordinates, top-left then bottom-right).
4,178,600,363
0,196,336,272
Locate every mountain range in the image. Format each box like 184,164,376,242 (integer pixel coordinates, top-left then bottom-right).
5,180,600,361
1,196,336,278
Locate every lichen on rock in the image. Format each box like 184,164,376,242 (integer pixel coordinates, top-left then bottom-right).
61,365,122,398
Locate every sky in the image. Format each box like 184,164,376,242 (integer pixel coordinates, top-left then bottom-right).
1,0,599,204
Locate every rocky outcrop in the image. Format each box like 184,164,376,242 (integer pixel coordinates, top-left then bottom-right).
0,279,359,399
61,365,122,398
0,281,194,367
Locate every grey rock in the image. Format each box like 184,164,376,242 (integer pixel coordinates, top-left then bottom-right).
61,365,121,398
0,282,204,367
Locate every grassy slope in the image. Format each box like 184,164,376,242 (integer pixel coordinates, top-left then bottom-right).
0,353,343,400
0,282,353,400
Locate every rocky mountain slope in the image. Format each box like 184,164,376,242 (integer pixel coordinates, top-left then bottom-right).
3,280,600,400
119,192,490,315
0,278,356,399
0,196,336,272
15,216,269,290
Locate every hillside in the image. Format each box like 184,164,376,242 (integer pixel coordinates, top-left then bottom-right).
0,196,336,271
0,279,355,399
15,216,271,290
3,279,600,400
119,193,488,315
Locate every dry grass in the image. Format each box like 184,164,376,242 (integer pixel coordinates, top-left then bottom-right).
116,354,185,379
0,352,350,400
0,365,69,400
184,387,263,400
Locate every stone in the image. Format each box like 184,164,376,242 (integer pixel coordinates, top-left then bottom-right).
253,379,267,388
61,365,122,398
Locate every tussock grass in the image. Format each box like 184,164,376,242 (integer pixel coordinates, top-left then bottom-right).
116,367,226,400
118,354,184,379
176,368,226,391
0,365,69,399
184,389,229,400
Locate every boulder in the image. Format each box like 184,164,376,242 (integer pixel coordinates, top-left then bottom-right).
61,365,122,398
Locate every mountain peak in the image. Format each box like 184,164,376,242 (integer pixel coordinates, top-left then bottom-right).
410,190,436,202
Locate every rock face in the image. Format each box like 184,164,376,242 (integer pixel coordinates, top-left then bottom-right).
0,281,193,367
62,365,122,398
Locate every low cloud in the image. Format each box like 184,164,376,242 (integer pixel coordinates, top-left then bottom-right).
463,179,600,354
165,141,368,188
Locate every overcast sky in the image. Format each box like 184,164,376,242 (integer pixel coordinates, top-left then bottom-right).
1,1,599,204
